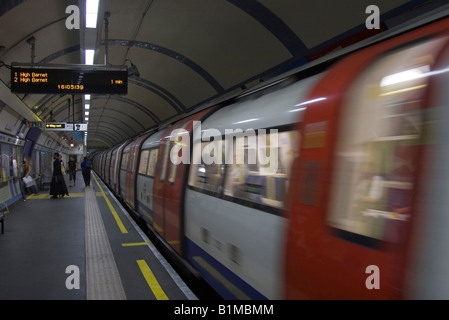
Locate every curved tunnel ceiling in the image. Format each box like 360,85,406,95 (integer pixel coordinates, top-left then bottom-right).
0,0,447,151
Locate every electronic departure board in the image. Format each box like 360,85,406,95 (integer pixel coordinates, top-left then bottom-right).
10,65,128,94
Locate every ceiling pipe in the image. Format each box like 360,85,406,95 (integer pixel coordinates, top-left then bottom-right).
104,11,110,65
26,36,36,64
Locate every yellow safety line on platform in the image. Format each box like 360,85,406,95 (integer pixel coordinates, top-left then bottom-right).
27,192,102,199
92,174,128,234
27,193,85,199
137,259,169,300
122,242,153,247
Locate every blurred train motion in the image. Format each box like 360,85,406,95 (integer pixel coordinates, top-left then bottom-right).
93,15,449,299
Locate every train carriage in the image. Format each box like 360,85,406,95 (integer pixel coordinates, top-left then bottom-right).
284,17,449,299
111,140,130,194
103,148,114,186
119,140,135,200
125,132,154,210
100,150,107,180
107,144,119,189
152,108,212,254
184,74,322,299
135,129,167,227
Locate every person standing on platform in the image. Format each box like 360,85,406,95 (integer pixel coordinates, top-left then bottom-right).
50,152,69,199
20,156,37,200
67,156,77,187
81,157,92,187
59,154,65,175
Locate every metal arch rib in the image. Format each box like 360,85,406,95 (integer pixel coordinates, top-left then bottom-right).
94,94,160,125
103,39,224,93
85,122,131,142
88,131,120,146
89,107,147,133
38,45,81,65
88,114,137,137
0,0,26,17
88,124,128,142
129,77,186,112
87,136,117,150
226,0,307,57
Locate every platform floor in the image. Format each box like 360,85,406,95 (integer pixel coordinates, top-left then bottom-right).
0,171,197,300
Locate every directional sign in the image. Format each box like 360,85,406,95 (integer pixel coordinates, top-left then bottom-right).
45,123,67,131
44,123,87,131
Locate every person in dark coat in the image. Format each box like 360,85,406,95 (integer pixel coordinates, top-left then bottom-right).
67,156,77,187
81,157,92,187
50,152,69,199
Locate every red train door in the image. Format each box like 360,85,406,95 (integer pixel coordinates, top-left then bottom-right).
126,133,153,209
284,20,449,299
153,109,211,254
120,141,133,201
113,142,124,194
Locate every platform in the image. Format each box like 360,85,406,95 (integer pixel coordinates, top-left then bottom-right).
0,171,197,300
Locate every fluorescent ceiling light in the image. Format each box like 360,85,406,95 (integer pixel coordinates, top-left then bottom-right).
85,94,91,100
85,49,95,65
85,111,89,116
85,117,89,121
85,104,90,110
86,0,99,28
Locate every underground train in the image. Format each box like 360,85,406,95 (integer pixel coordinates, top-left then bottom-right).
93,15,449,299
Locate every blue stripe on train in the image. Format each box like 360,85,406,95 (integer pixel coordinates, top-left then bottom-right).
184,236,267,300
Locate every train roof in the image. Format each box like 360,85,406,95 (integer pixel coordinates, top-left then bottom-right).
196,73,323,136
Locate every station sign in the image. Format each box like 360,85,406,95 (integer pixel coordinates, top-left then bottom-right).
69,123,88,131
44,122,87,131
45,123,67,130
10,64,128,94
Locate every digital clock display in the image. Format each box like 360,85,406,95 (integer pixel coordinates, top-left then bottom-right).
10,66,128,94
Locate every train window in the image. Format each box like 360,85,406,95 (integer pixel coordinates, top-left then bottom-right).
121,152,128,170
222,130,298,210
326,38,447,243
147,149,158,177
138,149,150,175
188,139,225,193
